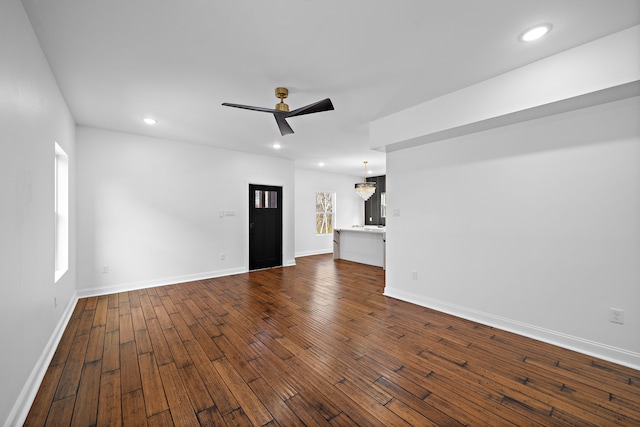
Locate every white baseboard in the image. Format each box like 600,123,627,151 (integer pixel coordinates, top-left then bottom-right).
383,287,640,371
76,267,248,298
6,294,78,427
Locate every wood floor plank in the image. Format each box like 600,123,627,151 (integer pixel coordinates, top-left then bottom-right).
105,307,119,334
85,325,106,363
163,326,193,369
49,315,80,367
221,408,253,426
374,375,465,427
107,293,118,309
120,340,142,394
97,369,122,427
76,308,95,337
134,328,154,356
160,295,179,315
247,377,304,425
138,352,169,418
182,339,239,415
70,360,101,427
146,288,162,308
384,398,439,427
54,332,90,400
212,357,273,426
169,311,196,342
331,377,410,426
27,254,640,426
121,389,147,427
101,330,120,374
119,313,135,344
158,362,200,427
45,395,75,427
177,363,215,413
147,410,174,427
248,354,298,401
138,290,157,321
128,290,142,308
284,393,333,426
187,323,224,361
146,318,174,366
24,363,65,426
93,296,109,328
153,304,174,330
212,333,261,383
196,406,226,426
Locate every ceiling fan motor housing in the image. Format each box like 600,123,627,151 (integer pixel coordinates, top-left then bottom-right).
275,87,289,112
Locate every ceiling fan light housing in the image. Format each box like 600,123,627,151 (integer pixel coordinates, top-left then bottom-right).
275,102,289,112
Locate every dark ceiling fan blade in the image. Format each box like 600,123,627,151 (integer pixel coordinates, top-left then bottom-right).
274,114,294,136
287,98,334,118
222,102,279,114
223,90,333,135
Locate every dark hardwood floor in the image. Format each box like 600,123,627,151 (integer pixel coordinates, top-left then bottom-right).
26,254,640,426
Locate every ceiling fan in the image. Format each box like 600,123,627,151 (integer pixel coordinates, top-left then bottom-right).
222,87,334,136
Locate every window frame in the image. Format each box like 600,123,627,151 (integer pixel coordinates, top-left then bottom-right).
54,142,69,282
315,191,335,235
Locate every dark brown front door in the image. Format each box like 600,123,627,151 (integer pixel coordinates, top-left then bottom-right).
249,184,283,270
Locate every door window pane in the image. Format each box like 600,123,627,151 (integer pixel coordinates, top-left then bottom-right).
267,191,278,208
255,190,263,208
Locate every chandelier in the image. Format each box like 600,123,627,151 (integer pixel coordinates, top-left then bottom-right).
354,161,376,201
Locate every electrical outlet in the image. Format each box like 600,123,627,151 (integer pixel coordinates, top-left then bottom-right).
220,253,225,261
411,271,417,280
54,297,57,308
609,308,624,324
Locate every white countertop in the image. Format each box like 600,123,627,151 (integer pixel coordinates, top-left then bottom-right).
335,226,386,234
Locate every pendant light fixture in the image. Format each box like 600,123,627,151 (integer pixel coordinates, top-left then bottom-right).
355,161,376,201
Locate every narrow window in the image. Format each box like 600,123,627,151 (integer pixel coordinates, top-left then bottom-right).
54,142,69,282
316,192,335,235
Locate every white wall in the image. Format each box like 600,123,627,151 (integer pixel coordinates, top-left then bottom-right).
385,96,640,368
0,1,77,425
294,168,363,257
77,127,295,295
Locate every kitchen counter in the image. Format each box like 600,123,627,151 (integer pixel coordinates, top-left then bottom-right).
333,227,386,268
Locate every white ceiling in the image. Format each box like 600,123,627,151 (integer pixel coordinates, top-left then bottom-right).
21,0,640,177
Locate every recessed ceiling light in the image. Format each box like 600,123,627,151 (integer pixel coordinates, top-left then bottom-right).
318,162,325,167
519,24,552,42
143,117,157,125
272,143,281,149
